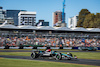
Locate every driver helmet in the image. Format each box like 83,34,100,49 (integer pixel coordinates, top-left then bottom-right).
46,49,51,52
67,52,70,55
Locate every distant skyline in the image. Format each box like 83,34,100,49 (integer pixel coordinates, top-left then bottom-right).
0,0,100,27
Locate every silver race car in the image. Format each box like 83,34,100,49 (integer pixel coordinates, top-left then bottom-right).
31,49,77,60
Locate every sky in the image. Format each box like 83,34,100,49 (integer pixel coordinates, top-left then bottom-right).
0,0,100,27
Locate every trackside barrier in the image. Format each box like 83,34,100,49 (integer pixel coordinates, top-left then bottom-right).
19,46,23,49
63,47,72,49
46,47,50,49
0,47,5,49
23,47,33,49
78,47,81,50
72,47,78,49
97,47,100,50
37,47,47,49
33,47,37,49
0,47,100,50
60,47,63,49
9,47,19,49
50,47,59,49
4,46,9,49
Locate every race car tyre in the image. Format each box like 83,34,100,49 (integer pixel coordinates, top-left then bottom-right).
93,49,96,51
55,53,62,60
31,52,37,59
69,53,73,57
68,57,71,60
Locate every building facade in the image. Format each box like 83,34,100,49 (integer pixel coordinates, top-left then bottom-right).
0,7,15,25
5,17,14,25
6,10,26,26
0,7,5,20
0,7,14,25
53,10,66,27
68,15,78,28
0,7,5,25
37,20,49,26
0,18,14,25
18,11,36,26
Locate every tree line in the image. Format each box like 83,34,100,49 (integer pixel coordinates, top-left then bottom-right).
77,9,100,28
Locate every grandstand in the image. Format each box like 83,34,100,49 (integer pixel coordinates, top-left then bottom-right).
0,24,100,33
0,24,100,47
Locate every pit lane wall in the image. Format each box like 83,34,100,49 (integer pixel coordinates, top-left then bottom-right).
0,46,100,50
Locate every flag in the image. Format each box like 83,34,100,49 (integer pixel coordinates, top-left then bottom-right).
2,20,7,25
69,24,73,28
22,21,25,25
54,23,58,26
55,23,58,26
37,22,42,26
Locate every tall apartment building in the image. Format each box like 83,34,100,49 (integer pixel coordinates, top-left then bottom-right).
0,7,14,25
6,10,26,26
53,10,66,27
0,7,5,19
68,15,78,28
0,7,5,25
18,11,36,26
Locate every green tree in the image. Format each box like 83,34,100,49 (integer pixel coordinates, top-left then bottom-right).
83,13,100,28
83,13,95,28
77,9,91,27
95,13,100,18
96,19,100,28
94,13,100,28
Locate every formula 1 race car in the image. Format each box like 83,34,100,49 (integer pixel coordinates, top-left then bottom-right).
31,49,77,60
78,47,98,51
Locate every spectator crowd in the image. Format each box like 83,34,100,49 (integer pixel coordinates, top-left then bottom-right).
0,36,100,47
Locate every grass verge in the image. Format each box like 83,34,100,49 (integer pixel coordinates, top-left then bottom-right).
0,52,31,56
62,52,100,60
0,52,100,60
0,58,99,67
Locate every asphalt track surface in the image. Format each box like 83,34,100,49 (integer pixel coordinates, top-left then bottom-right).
0,55,100,66
0,50,100,66
0,50,100,52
